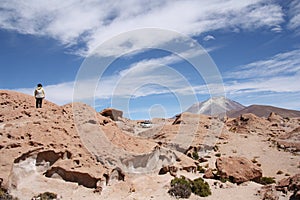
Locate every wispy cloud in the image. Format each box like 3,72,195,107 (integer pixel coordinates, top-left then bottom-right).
96,50,203,99
203,35,215,41
287,1,300,32
224,49,300,80
224,49,300,95
0,0,286,57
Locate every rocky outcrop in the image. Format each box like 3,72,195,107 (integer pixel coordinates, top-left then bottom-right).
158,165,178,176
277,127,300,152
45,167,100,188
172,112,203,125
227,113,269,134
109,167,125,182
276,174,300,199
100,108,123,121
258,185,279,200
9,149,106,190
172,114,183,125
216,156,262,184
267,112,283,123
120,146,178,173
203,168,214,179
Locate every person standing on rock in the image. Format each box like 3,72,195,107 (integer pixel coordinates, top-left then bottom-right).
34,83,45,108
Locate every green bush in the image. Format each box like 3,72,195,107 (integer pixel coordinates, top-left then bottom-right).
169,177,191,198
258,177,276,185
191,178,211,197
168,184,192,199
168,176,211,198
170,176,190,188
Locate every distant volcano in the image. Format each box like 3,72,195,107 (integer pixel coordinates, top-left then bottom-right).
185,96,245,116
185,96,300,118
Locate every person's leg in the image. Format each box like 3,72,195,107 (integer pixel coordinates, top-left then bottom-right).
36,98,42,108
36,98,39,108
40,98,43,108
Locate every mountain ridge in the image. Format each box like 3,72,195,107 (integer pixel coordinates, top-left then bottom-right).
228,104,300,118
185,96,300,118
185,96,245,116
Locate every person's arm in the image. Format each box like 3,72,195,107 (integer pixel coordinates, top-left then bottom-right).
42,88,45,98
34,89,37,97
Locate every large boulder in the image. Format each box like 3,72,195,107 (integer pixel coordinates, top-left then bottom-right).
216,156,262,184
100,108,123,121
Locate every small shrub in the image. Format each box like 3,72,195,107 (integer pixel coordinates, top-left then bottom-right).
191,178,211,197
169,177,191,199
170,176,190,188
219,176,235,183
197,166,205,173
32,192,57,200
168,176,212,198
192,151,199,160
258,177,276,185
168,184,191,199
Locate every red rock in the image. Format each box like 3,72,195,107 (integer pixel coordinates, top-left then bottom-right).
216,156,262,184
203,168,214,179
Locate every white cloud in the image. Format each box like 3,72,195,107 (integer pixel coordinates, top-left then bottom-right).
96,51,199,99
0,0,285,57
225,73,300,94
271,25,283,33
203,35,215,41
224,49,300,95
288,1,300,32
224,49,300,80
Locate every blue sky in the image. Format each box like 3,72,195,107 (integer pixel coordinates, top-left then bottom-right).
0,0,299,119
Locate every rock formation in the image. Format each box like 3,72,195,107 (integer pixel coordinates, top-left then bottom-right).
216,156,262,184
100,108,123,121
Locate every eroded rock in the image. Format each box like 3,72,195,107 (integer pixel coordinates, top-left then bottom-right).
44,167,100,188
100,108,123,121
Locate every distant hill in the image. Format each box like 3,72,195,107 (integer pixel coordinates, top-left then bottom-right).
228,105,300,118
185,96,245,116
185,97,300,118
